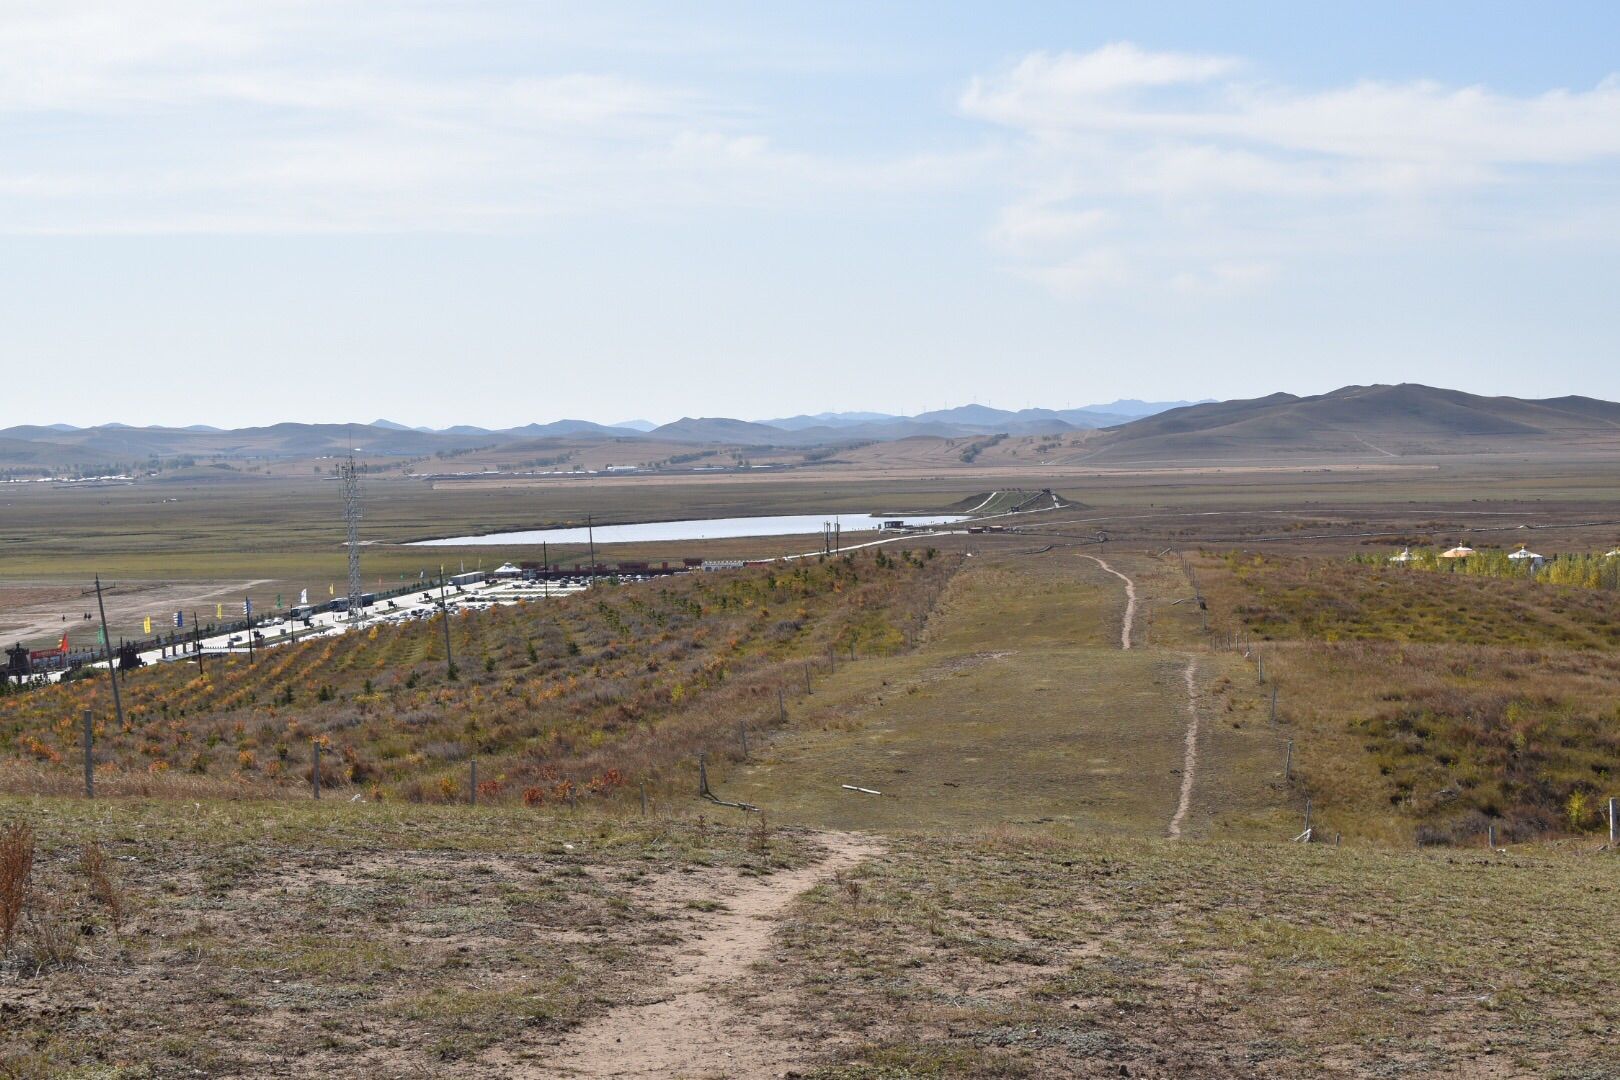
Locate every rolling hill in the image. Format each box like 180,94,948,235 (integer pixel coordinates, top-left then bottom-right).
1082,384,1620,461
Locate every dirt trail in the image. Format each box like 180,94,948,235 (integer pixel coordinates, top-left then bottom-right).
1168,656,1202,838
546,832,881,1079
1079,554,1136,649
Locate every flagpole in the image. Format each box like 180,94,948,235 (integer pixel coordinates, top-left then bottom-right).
93,575,126,732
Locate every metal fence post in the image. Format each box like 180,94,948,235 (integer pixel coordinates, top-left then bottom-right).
1284,739,1294,782
470,758,478,806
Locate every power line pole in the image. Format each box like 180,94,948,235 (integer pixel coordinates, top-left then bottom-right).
340,442,364,624
93,575,126,732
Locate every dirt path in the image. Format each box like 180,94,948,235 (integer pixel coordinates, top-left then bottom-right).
1080,554,1136,649
1168,656,1201,838
546,832,882,1079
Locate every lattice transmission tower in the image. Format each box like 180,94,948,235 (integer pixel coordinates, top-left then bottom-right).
339,449,364,621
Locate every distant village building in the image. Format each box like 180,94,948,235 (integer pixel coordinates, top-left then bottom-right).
1439,545,1476,559
1389,549,1413,563
701,559,745,572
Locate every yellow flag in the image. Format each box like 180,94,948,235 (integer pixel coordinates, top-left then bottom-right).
216,602,223,619
329,583,335,596
143,616,151,634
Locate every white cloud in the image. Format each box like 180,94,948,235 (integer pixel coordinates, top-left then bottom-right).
0,1,964,233
963,44,1620,295
962,44,1238,113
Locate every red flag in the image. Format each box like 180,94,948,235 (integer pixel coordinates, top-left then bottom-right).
58,633,69,654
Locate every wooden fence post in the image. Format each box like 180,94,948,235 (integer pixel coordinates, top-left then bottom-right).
639,780,648,817
470,758,478,806
777,686,786,723
698,754,710,797
1269,685,1278,725
739,722,749,759
1610,797,1617,848
312,741,322,799
803,663,812,695
1284,739,1294,782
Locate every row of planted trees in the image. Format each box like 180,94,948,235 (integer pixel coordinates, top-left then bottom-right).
1356,546,1620,590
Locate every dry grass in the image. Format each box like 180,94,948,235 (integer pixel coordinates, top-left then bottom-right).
0,821,31,954
720,547,1288,840
1198,552,1620,845
0,795,824,1076
769,831,1620,1078
78,841,124,931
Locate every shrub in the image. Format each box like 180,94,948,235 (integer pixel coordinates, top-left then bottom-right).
79,842,125,931
1,821,33,953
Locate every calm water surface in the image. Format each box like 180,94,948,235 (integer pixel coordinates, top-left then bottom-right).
411,513,965,547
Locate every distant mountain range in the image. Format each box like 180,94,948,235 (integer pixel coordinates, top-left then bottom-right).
11,388,1617,469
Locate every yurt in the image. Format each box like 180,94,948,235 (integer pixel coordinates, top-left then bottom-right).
1507,547,1544,569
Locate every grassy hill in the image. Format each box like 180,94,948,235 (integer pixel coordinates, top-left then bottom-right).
4,543,1618,1075
1081,384,1620,462
0,551,956,803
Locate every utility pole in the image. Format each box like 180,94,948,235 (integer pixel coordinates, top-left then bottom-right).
192,610,203,674
92,576,126,732
542,541,549,600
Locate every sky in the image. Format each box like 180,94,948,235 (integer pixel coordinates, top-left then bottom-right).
4,0,1620,428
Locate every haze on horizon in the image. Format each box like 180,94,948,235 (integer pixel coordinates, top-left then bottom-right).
4,1,1620,430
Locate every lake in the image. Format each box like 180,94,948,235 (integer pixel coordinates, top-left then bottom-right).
410,513,966,547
